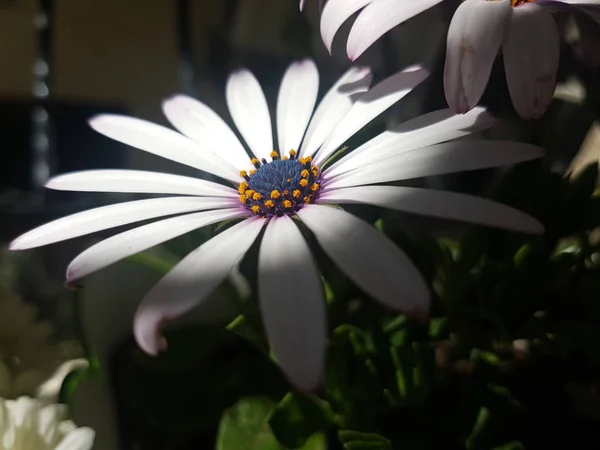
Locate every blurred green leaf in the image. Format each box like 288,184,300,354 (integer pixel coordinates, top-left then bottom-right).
269,392,334,448
338,430,391,450
217,396,282,450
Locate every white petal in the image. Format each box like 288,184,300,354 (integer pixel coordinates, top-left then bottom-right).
320,0,375,53
298,205,429,313
46,170,238,198
258,216,325,392
89,115,240,182
443,0,512,113
300,0,305,10
55,428,95,450
503,4,559,119
313,65,430,166
318,185,544,234
226,69,273,161
67,208,247,281
326,107,495,178
300,66,372,157
347,0,444,60
277,59,319,154
134,217,265,355
324,140,544,189
9,196,237,250
162,95,251,168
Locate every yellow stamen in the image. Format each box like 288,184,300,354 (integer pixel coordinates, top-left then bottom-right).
264,200,275,208
299,179,308,187
283,189,289,197
252,192,263,201
301,169,309,178
238,182,248,194
311,166,319,176
239,194,248,203
251,205,260,214
245,189,255,198
251,157,260,166
283,200,292,209
289,149,297,157
250,169,256,175
283,156,289,160
270,190,281,199
510,0,534,6
303,196,312,204
292,190,301,198
270,151,279,159
239,170,247,178
304,156,312,163
310,183,320,192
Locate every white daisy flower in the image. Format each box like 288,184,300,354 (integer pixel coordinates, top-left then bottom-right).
0,396,94,450
10,59,543,391
444,0,600,119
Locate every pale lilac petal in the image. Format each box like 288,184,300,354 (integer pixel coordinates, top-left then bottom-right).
300,66,372,158
134,217,265,355
326,107,495,178
318,185,544,234
443,0,512,113
503,4,560,119
300,0,305,10
46,170,238,198
320,0,375,53
67,208,247,281
89,115,240,182
324,140,544,189
162,95,251,169
297,205,429,314
55,428,95,450
347,0,444,60
9,196,237,250
226,69,273,161
258,216,325,392
313,65,430,166
277,59,319,153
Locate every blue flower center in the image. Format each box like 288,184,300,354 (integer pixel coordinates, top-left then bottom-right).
238,150,321,217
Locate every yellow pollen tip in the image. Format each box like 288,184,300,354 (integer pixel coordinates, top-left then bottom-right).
283,200,292,209
239,194,248,203
251,205,260,214
270,190,281,199
270,151,279,158
301,169,309,178
289,149,296,156
304,156,312,163
245,189,255,198
283,190,289,197
311,166,319,176
238,182,248,194
250,169,256,175
310,183,320,192
287,178,291,182
252,192,263,201
264,200,275,208
251,158,260,165
283,156,289,160
293,189,301,198
299,179,308,187
239,170,247,177
303,196,312,204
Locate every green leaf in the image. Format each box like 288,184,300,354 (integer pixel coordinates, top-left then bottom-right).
338,430,392,450
217,396,282,450
269,392,334,448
